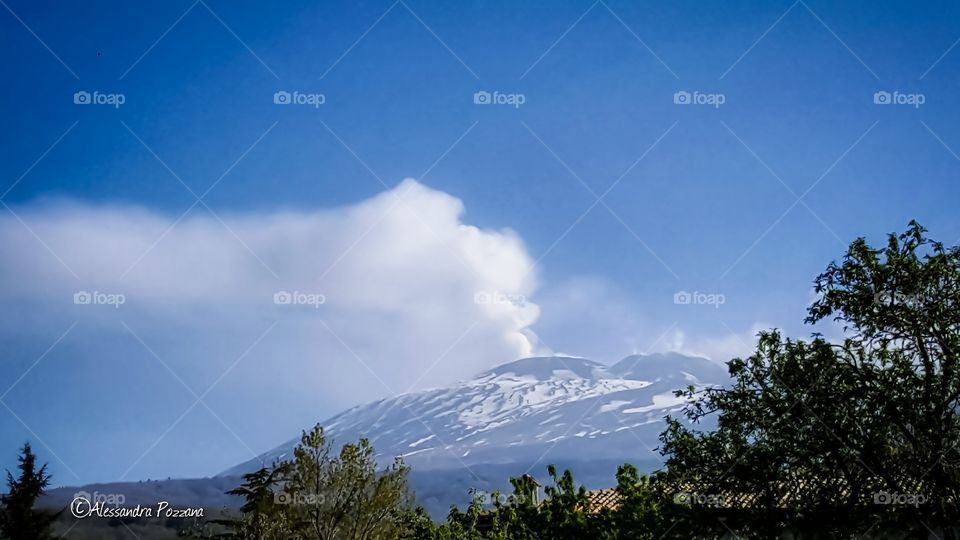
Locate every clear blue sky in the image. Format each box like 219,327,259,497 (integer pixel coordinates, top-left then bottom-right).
2,0,959,485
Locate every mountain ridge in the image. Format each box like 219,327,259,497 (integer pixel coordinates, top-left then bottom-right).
220,352,728,478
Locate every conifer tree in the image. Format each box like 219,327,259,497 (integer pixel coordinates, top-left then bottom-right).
0,443,57,540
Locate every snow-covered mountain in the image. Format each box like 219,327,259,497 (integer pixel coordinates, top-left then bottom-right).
221,352,728,478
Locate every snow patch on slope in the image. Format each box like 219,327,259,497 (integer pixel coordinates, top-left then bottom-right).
221,353,728,477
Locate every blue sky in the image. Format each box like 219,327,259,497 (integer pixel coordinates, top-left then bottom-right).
1,0,959,485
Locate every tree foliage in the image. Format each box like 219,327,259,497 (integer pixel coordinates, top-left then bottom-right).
416,464,673,540
283,424,412,539
205,464,297,539
0,443,57,540
660,222,960,537
198,424,412,540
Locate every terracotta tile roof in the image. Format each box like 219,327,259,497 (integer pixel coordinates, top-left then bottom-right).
586,488,622,512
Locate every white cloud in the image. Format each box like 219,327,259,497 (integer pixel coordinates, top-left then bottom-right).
534,276,768,365
664,323,768,363
0,179,540,404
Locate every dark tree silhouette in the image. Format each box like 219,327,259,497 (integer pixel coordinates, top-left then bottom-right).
0,443,57,540
661,222,960,538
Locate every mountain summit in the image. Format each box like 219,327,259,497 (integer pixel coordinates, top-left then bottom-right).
221,353,728,478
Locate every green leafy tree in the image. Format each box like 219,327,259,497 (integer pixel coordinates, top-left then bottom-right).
421,493,486,540
537,465,593,539
395,506,444,540
214,425,420,540
0,443,57,540
431,465,599,540
807,220,960,535
201,464,296,539
599,465,673,539
660,222,960,537
280,424,414,540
